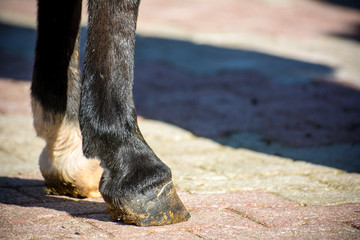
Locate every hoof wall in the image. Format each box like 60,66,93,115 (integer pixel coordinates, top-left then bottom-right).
107,181,190,226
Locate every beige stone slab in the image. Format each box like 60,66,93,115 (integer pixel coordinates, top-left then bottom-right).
274,189,360,206
177,175,332,193
308,172,360,190
147,137,224,157
139,119,195,141
0,115,43,176
161,149,339,178
1,114,360,206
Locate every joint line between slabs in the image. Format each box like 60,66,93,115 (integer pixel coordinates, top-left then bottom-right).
226,208,269,228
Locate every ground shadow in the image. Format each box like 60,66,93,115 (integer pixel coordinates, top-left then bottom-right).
316,0,360,42
1,22,359,172
0,23,36,80
0,177,111,223
132,37,360,172
331,23,360,42
317,0,360,9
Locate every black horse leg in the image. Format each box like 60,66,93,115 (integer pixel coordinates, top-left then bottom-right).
79,0,190,226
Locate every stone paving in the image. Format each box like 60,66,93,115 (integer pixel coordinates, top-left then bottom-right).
1,0,360,239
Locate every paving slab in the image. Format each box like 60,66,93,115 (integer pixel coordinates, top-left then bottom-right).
230,203,360,228
196,222,360,240
1,215,109,240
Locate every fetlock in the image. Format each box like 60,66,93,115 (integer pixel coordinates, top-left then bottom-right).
33,99,102,198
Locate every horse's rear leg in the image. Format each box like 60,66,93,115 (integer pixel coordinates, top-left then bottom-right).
31,0,102,198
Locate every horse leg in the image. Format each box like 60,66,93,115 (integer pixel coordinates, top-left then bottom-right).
79,0,190,226
31,0,102,198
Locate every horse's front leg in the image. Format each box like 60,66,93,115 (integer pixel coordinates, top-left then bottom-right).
79,0,190,226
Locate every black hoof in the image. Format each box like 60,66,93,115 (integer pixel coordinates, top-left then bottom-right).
106,181,190,226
